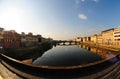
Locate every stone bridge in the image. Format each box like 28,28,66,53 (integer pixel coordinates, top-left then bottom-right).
58,40,79,45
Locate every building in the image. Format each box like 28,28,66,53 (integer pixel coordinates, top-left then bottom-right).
3,30,21,48
75,37,82,43
20,32,27,47
114,26,120,46
0,27,4,32
83,37,87,42
20,32,43,47
90,35,97,43
101,28,114,45
25,32,37,47
86,37,91,42
0,27,4,48
97,34,102,44
41,37,50,43
37,34,42,43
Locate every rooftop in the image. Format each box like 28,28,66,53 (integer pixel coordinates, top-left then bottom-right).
102,28,114,33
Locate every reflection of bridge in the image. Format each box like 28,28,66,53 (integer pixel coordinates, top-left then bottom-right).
1,53,120,79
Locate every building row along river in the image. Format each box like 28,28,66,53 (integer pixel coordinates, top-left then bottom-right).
75,26,120,49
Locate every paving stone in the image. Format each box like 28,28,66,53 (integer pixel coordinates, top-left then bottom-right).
0,62,22,79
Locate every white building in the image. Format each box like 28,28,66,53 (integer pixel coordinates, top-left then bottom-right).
113,26,120,46
114,26,120,40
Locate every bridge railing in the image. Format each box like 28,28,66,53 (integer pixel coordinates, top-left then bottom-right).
0,53,120,79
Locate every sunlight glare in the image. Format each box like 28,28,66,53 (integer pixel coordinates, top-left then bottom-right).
1,7,23,26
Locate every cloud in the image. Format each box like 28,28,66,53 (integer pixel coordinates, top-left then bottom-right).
76,0,99,4
92,0,99,2
78,14,87,20
75,0,85,4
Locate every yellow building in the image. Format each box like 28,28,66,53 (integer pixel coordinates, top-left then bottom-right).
86,37,91,42
97,34,102,44
101,28,114,45
75,37,83,43
90,35,97,43
114,26,120,46
83,37,87,42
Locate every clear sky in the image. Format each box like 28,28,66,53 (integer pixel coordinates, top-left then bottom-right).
0,0,120,40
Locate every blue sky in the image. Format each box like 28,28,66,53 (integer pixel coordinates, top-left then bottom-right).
0,0,120,40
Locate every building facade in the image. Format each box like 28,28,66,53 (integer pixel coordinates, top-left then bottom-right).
101,28,114,45
3,30,21,48
75,37,82,43
0,27,4,48
21,32,27,47
75,26,120,48
25,32,37,47
114,26,120,46
83,37,87,42
97,34,102,44
90,35,97,43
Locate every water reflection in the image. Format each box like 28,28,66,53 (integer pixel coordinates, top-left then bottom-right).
33,44,118,66
78,45,118,59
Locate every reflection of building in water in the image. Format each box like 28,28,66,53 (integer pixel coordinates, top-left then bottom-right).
86,46,90,51
106,52,116,59
78,45,90,51
78,45,82,48
93,48,117,59
82,45,86,49
90,47,97,53
90,47,109,59
96,49,108,59
80,45,117,59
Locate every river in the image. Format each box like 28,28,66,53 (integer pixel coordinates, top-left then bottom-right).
33,44,118,66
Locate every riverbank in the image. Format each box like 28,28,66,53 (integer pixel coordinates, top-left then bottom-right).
3,42,53,61
0,44,120,79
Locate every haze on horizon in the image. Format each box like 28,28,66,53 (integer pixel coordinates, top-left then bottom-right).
0,0,120,40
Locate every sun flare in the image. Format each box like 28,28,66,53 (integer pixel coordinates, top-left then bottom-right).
1,7,23,25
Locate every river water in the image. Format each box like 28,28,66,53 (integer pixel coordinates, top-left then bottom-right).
33,44,118,66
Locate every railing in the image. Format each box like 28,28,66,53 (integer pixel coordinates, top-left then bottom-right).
0,53,120,79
